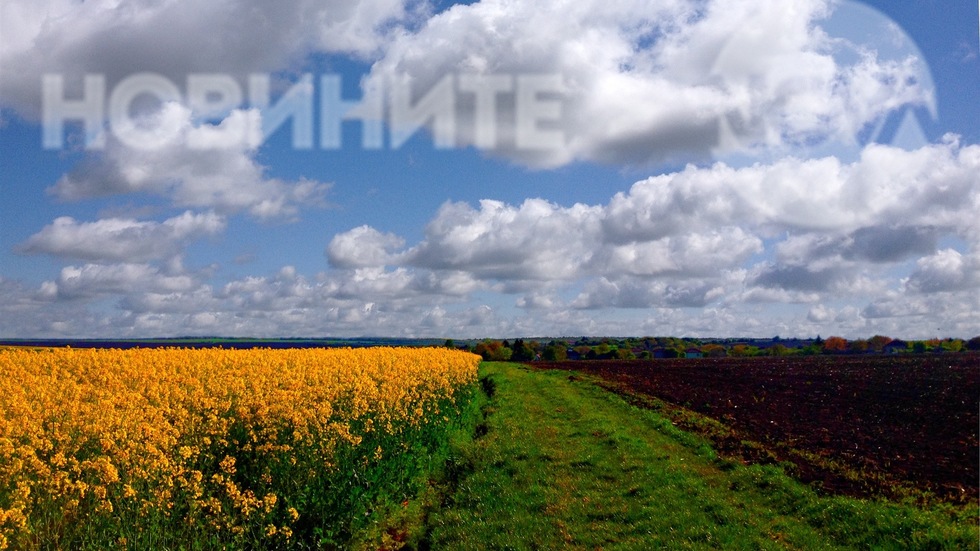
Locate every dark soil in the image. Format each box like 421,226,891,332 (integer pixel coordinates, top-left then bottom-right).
533,353,980,503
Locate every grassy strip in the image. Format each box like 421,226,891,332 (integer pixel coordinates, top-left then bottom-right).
329,382,483,551
422,363,978,549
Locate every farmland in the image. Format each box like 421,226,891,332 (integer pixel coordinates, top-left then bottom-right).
0,347,976,549
425,363,978,548
536,353,980,503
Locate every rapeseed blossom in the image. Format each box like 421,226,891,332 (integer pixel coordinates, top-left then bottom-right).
0,346,479,549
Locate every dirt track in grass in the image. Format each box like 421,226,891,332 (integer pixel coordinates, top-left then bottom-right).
533,353,980,502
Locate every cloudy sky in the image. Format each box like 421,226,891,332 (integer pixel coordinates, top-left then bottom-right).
1,0,978,339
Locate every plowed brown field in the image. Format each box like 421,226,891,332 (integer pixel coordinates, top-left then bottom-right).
534,353,979,502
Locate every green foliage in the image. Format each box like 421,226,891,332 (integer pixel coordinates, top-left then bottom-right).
473,340,513,361
767,343,791,356
849,339,869,353
465,334,977,362
800,344,822,355
730,344,758,357
510,339,536,362
573,345,591,358
943,339,965,353
615,347,635,360
542,343,567,361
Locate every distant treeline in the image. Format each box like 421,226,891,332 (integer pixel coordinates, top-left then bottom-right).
452,335,980,361
3,335,978,359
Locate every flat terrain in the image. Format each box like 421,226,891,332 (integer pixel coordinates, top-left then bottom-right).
423,363,976,549
534,354,980,502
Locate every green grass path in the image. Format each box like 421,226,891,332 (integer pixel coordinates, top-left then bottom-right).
421,363,976,550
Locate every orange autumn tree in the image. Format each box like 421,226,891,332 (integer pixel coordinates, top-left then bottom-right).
822,336,848,353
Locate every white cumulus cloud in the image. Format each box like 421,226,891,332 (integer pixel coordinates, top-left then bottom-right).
326,226,406,268
0,0,419,117
363,0,933,167
19,211,225,262
48,105,330,220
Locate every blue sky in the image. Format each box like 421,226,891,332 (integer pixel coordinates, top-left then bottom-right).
1,0,978,339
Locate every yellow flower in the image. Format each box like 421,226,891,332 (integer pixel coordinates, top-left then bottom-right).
219,456,236,475
262,493,277,512
0,346,480,546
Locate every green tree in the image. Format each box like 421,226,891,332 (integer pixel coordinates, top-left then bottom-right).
542,344,567,361
616,348,636,360
474,340,513,361
848,339,869,354
768,344,790,356
511,339,535,361
493,346,513,361
967,336,980,351
943,339,964,353
801,344,822,355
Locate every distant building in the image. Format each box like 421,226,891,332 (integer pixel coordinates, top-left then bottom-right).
685,348,703,359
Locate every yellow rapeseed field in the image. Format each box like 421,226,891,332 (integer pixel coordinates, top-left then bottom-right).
0,346,480,549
